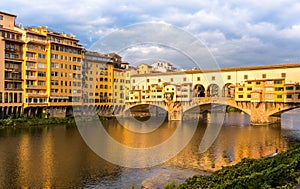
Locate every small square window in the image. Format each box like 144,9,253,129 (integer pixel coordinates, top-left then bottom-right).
227,75,231,80
244,75,248,80
212,76,215,81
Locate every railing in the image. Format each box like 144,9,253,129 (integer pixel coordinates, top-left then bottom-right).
26,85,37,89
26,76,37,80
26,38,47,44
27,57,36,61
4,87,22,91
5,76,22,80
26,66,37,70
48,39,81,47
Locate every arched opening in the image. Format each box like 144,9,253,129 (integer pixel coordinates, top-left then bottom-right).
125,104,168,121
222,83,235,98
207,84,219,97
194,84,206,97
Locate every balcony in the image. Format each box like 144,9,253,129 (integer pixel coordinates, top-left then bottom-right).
5,47,19,52
27,92,48,97
4,87,23,91
26,66,37,71
5,76,22,81
26,85,37,89
49,39,82,48
26,76,37,80
26,57,36,61
5,55,23,62
26,38,47,44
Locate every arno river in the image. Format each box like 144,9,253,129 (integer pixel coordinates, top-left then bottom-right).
0,111,300,188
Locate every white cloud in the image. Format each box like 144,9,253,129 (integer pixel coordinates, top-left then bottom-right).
2,0,300,67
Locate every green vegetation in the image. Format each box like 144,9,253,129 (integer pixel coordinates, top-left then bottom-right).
0,114,112,127
169,144,300,189
227,107,242,113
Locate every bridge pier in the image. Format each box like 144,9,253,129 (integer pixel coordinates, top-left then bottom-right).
166,101,182,121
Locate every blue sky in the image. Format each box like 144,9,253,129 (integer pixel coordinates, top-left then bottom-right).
2,0,300,68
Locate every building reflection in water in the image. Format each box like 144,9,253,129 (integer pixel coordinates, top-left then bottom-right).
0,112,296,187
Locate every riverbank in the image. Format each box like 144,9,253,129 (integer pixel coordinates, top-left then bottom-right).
164,143,300,189
0,115,113,127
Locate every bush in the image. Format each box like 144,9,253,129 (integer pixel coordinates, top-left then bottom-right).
177,144,300,189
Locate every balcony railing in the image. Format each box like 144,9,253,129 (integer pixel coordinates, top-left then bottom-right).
26,85,37,89
4,87,23,91
5,76,22,80
26,76,37,80
26,38,47,44
26,66,37,70
5,48,19,52
27,57,36,61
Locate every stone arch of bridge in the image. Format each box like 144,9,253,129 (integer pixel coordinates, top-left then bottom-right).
183,102,251,116
269,104,300,117
123,103,167,116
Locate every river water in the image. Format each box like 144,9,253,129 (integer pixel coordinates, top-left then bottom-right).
0,111,300,188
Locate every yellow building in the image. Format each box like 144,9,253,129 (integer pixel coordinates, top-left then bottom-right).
113,68,126,113
47,29,83,109
0,11,23,117
235,78,285,102
284,83,300,103
15,26,49,111
82,51,114,109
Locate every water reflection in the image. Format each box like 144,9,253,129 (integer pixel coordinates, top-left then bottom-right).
0,112,299,188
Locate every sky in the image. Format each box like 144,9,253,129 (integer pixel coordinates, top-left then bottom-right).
2,0,300,69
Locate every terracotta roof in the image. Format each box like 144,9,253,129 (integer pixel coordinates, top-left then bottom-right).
0,11,16,17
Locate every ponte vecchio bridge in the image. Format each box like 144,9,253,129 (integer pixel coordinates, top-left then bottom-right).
124,63,300,124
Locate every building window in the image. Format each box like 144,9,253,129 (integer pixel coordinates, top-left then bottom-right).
212,76,215,81
244,75,248,80
227,75,231,80
247,94,251,98
197,77,200,81
262,74,266,78
281,73,286,78
38,63,46,68
0,25,3,28
0,92,2,103
158,79,161,82
4,93,8,103
147,79,149,82
0,15,3,20
170,78,173,82
19,93,22,103
238,95,243,98
274,80,283,84
287,94,292,99
286,86,294,90
38,72,46,77
277,95,282,99
275,87,284,91
183,77,187,82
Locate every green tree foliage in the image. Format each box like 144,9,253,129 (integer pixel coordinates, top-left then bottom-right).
176,144,300,189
